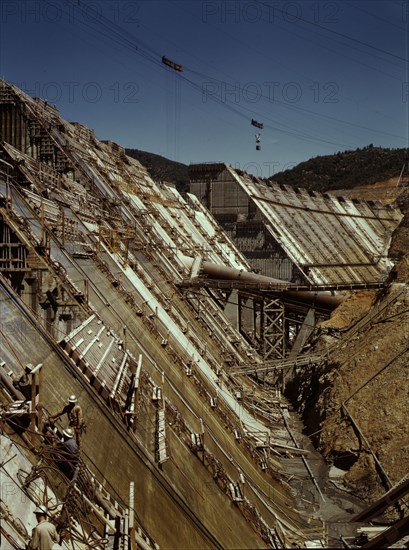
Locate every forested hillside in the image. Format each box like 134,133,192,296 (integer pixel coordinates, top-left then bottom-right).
126,148,189,188
268,146,408,191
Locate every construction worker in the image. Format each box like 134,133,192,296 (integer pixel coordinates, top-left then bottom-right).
11,363,33,401
49,395,85,447
28,505,58,550
55,427,80,480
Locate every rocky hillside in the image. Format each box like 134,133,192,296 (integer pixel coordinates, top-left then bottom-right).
288,282,409,518
268,146,408,192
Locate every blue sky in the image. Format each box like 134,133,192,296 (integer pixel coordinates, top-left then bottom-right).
1,0,408,177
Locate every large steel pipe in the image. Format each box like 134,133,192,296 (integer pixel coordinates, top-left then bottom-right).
181,256,345,309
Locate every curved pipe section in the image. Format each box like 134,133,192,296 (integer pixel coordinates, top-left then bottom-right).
181,255,345,309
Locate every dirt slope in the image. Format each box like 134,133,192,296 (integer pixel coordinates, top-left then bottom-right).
292,284,409,519
290,180,409,520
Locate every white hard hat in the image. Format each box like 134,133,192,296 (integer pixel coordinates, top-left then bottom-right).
25,363,34,372
62,427,74,438
68,395,77,404
34,505,47,515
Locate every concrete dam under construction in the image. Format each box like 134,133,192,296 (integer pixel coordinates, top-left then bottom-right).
0,80,408,550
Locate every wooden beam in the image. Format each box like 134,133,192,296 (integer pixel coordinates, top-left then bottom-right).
352,474,409,522
361,516,409,549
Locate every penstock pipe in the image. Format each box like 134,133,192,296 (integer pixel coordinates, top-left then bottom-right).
181,255,345,309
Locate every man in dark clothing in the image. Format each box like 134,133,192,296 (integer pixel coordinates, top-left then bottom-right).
11,363,33,401
55,427,80,480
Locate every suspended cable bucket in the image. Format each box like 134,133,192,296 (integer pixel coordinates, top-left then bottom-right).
255,133,261,151
251,120,263,151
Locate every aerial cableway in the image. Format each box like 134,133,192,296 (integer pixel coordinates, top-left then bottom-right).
162,55,183,72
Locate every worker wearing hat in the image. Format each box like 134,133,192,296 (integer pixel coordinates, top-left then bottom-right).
61,427,79,456
55,426,80,480
28,505,58,550
49,395,85,447
11,363,33,401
